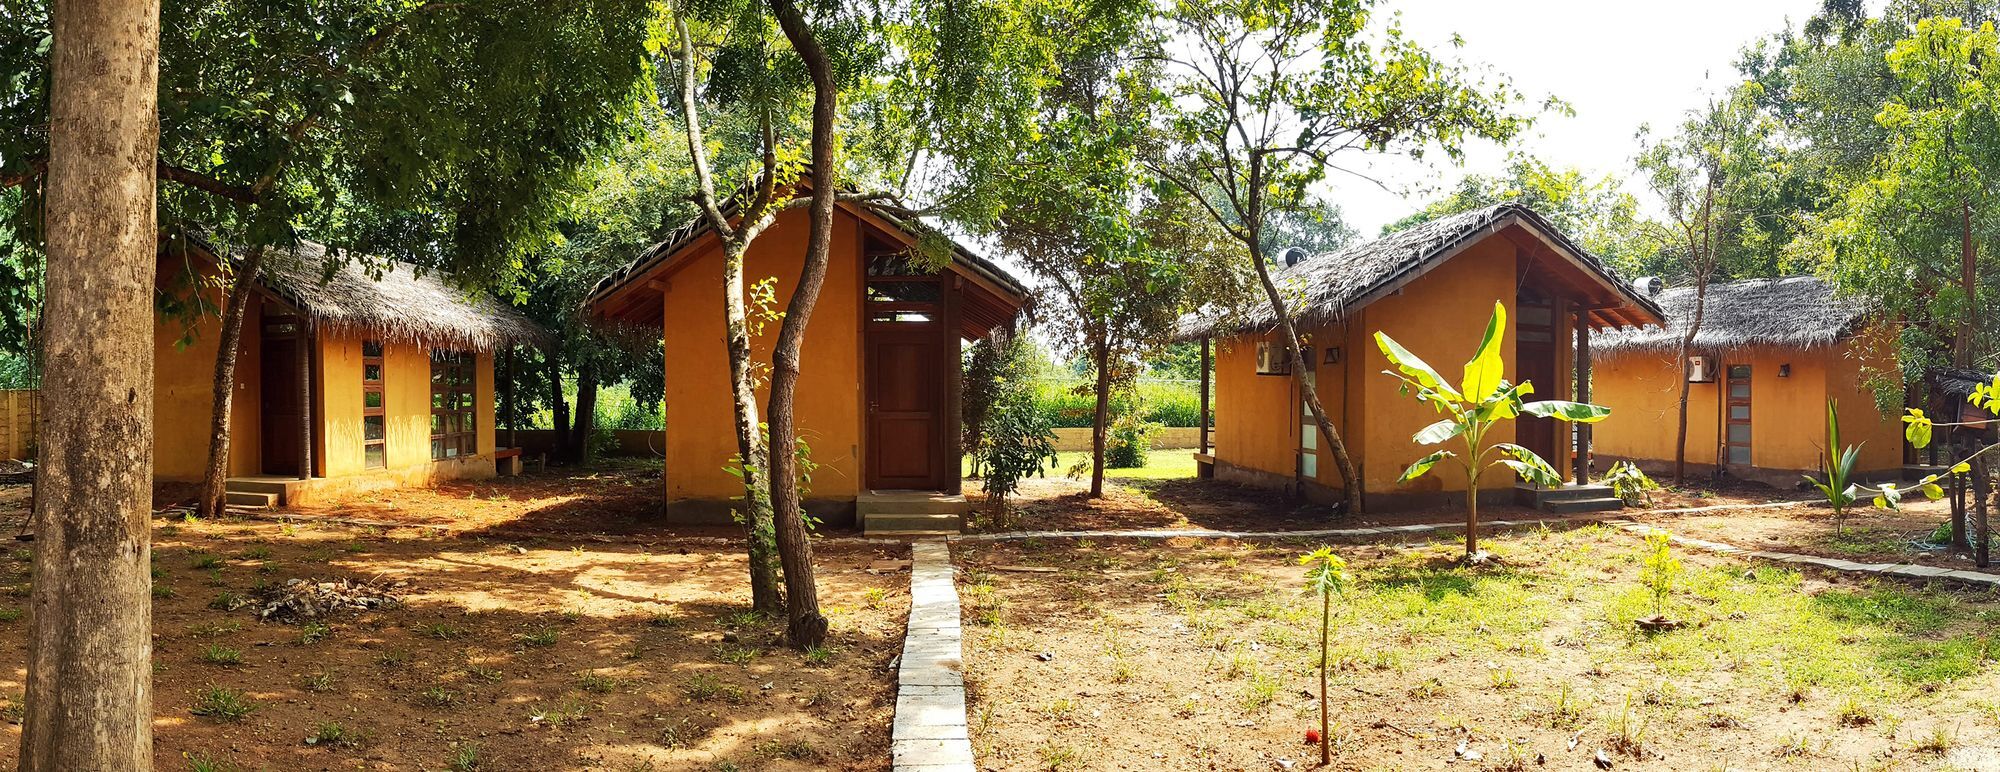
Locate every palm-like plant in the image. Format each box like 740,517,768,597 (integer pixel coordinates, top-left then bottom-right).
1805,398,1863,534
1376,301,1612,561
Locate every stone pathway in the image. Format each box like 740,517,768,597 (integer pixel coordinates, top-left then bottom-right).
892,540,974,771
1620,522,2000,588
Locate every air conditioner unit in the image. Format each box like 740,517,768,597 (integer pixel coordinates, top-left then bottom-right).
1255,341,1292,375
1687,355,1717,383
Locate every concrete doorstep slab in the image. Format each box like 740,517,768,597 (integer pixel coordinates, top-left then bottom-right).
892,538,975,772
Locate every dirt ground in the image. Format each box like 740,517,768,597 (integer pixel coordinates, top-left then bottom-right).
953,527,2000,771
1631,496,2000,575
0,473,908,771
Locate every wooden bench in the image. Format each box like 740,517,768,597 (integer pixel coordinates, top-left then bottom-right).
494,447,525,477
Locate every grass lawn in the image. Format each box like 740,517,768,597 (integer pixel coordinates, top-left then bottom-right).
0,477,910,771
1050,449,1200,481
954,524,2000,770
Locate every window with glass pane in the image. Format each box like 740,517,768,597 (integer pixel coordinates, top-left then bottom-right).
430,349,476,460
362,340,386,468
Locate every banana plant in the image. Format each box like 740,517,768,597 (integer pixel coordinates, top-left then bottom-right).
1376,300,1612,561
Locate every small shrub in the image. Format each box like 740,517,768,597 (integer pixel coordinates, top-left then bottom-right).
190,685,258,721
1603,461,1660,506
1638,531,1680,617
198,644,244,667
304,721,354,747
447,744,480,771
1104,415,1160,469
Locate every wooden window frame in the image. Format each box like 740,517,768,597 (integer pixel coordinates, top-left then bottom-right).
362,340,386,469
430,349,477,460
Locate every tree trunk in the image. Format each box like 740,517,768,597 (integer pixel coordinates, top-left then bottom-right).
1464,467,1481,558
1089,339,1110,499
1317,591,1331,766
196,245,266,517
21,0,160,766
1248,249,1361,515
723,240,782,613
768,0,832,648
1959,200,1978,368
571,361,599,464
1672,283,1708,485
547,353,570,463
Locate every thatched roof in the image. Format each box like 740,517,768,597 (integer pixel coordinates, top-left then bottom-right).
1592,276,1873,355
1181,203,1663,338
1932,367,1994,400
585,184,1028,317
188,237,549,351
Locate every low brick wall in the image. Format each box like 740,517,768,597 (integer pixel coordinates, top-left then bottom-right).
1050,426,1200,452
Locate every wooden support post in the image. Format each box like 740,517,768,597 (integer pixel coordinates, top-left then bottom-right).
298,323,313,480
1976,456,1992,569
503,346,517,450
1573,310,1593,484
1199,337,1212,455
1951,455,1969,555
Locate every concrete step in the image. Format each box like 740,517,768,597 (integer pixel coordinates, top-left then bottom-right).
864,512,962,536
224,491,278,508
857,491,969,517
1543,497,1625,515
225,478,293,496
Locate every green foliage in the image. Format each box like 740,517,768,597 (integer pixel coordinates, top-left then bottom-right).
1804,398,1864,530
1030,378,1199,428
1603,462,1661,507
968,334,1060,505
1387,156,1658,277
1377,301,1610,556
1639,531,1681,617
1104,415,1158,469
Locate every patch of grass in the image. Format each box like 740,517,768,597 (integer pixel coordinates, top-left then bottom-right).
298,622,330,645
417,622,466,640
577,671,617,693
513,626,559,647
0,606,19,623
300,670,337,692
418,686,461,709
197,644,244,667
645,611,680,628
755,739,817,760
183,752,241,772
1240,671,1279,711
1911,724,1956,755
186,621,241,638
239,546,272,561
465,664,504,683
712,643,758,665
207,591,244,611
190,685,258,721
863,588,888,608
189,552,226,570
304,721,355,747
446,743,480,771
1038,743,1079,770
1835,696,1878,727
375,649,412,668
150,584,176,600
527,697,591,727
803,645,834,667
683,674,745,704
1811,587,1953,634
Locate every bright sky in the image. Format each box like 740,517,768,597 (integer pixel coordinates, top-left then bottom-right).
1332,0,1825,235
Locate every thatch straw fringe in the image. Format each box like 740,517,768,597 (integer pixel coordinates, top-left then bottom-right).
249,240,548,352
1179,203,1656,338
1592,276,1871,355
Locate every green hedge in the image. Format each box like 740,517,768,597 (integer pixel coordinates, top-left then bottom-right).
1032,379,1202,428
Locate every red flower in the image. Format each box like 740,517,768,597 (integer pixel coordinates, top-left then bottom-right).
1304,729,1321,745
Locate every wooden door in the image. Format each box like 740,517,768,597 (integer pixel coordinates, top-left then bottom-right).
867,326,943,489
260,332,302,476
1724,364,1752,469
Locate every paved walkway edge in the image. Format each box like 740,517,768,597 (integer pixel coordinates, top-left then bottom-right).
892,540,975,771
1619,523,2000,589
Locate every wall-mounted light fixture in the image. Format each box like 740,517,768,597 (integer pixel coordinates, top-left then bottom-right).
1779,364,1791,378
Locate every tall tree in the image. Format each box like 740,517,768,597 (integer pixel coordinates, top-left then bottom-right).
675,4,802,614
1635,89,1771,484
19,0,159,766
1149,0,1530,516
764,0,836,648
1795,17,2000,373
